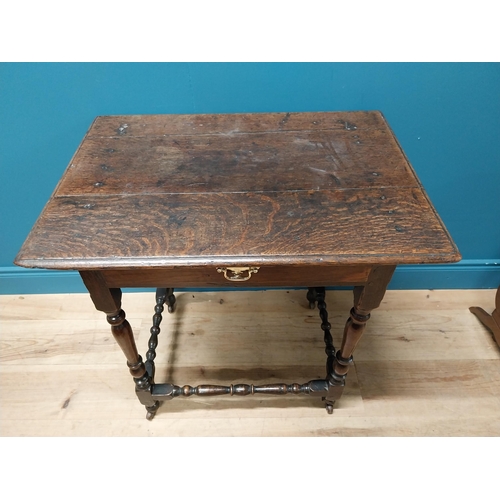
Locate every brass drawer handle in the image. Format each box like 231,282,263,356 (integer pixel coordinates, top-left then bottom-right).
217,267,260,282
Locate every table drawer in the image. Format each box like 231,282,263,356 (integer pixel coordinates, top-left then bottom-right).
102,264,372,288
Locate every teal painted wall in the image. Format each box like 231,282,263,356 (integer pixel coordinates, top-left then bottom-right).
1,63,499,293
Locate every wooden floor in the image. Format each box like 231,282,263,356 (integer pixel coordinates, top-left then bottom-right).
1,288,499,436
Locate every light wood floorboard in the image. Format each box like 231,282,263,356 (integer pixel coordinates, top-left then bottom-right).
1,289,499,436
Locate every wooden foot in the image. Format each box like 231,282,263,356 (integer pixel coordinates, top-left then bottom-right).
470,286,500,347
146,401,160,420
470,307,497,334
324,398,335,414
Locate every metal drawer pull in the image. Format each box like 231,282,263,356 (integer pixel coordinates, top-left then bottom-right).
217,266,260,281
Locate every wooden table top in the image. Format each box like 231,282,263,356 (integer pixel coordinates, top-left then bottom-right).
15,111,461,270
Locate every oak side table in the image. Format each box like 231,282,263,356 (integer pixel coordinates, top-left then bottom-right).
15,111,461,420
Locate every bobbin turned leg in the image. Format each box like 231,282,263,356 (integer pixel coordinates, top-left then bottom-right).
313,287,338,413
80,271,157,419
325,266,396,412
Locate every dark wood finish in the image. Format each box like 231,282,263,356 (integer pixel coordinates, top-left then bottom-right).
145,288,168,381
80,271,147,380
79,270,121,314
79,271,156,418
15,112,460,270
56,129,417,195
307,287,318,309
84,111,394,137
333,266,396,378
15,190,459,270
470,285,500,347
166,288,176,313
15,189,458,269
140,287,346,413
152,380,330,400
14,112,461,420
313,287,340,413
101,265,372,288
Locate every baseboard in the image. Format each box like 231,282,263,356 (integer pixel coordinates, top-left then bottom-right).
0,268,88,295
1,260,499,295
387,260,499,289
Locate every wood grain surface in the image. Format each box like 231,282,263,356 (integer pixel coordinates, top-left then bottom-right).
16,188,458,268
56,130,416,195
15,111,460,270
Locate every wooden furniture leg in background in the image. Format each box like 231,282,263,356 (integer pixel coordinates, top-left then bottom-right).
470,285,500,347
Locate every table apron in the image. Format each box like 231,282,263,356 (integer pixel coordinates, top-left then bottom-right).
100,264,373,288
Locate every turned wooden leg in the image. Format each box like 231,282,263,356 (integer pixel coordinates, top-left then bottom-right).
166,287,176,313
307,287,318,309
323,317,364,414
324,266,396,412
80,271,157,419
106,308,158,419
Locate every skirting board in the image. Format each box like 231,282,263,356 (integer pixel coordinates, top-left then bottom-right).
1,260,499,295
